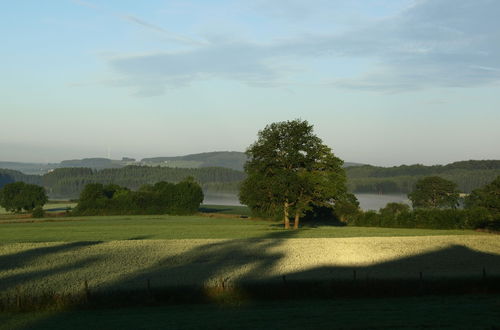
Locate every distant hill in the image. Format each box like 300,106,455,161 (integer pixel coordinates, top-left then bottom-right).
142,152,364,171
344,162,365,168
59,158,130,170
1,152,364,174
0,162,57,175
141,151,248,171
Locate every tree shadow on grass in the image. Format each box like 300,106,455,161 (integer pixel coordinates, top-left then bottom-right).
99,233,500,299
127,236,154,240
198,207,233,214
0,241,103,296
279,244,500,282
23,235,500,329
0,241,102,271
104,230,299,293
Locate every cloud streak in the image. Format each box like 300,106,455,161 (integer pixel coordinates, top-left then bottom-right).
105,0,500,95
72,0,203,46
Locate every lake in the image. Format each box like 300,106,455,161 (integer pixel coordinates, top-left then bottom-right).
203,193,410,211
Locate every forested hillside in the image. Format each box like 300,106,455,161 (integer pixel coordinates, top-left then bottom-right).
0,166,244,199
0,169,41,186
2,160,499,199
346,160,500,194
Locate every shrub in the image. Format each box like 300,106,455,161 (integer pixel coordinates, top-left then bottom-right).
349,206,495,230
32,206,45,218
72,179,204,216
0,182,48,213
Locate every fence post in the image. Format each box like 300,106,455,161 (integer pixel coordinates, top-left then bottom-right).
419,271,423,295
84,280,90,302
16,286,21,310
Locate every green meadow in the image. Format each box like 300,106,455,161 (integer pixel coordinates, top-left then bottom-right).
0,214,488,243
1,205,499,329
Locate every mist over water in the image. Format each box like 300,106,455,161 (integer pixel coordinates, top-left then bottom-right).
203,193,242,206
355,194,410,211
203,193,410,211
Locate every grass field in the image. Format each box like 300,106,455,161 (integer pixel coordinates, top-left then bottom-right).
0,207,490,242
2,295,499,330
0,211,499,300
1,206,499,328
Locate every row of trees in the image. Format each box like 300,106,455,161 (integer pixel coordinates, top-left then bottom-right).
73,178,204,216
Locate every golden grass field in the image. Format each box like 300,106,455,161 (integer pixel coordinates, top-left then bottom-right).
2,235,499,298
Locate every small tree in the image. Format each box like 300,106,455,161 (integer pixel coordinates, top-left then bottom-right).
0,182,48,213
333,192,360,223
465,176,500,216
380,202,410,216
32,206,45,218
239,119,350,229
408,176,460,209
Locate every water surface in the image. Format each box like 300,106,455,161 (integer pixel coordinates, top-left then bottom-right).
203,193,410,211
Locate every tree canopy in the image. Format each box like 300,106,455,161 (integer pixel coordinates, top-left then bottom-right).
73,178,204,216
0,182,48,213
408,176,460,209
465,175,500,216
239,119,352,229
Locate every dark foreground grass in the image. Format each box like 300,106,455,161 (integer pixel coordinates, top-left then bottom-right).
2,294,499,330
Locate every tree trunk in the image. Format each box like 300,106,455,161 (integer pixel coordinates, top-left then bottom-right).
293,211,300,229
284,200,290,229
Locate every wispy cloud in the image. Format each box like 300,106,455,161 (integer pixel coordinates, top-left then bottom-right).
119,15,205,46
103,0,500,95
71,0,204,46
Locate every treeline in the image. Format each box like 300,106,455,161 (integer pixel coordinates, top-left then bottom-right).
349,207,494,230
347,176,500,231
0,166,244,199
73,179,203,216
0,169,40,187
2,160,499,198
346,160,500,194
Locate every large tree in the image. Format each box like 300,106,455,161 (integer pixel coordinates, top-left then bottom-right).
239,119,350,229
0,182,48,213
408,176,460,209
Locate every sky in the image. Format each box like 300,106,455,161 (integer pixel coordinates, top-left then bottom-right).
1,0,499,166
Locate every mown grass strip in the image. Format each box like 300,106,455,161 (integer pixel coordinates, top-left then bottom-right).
0,214,490,243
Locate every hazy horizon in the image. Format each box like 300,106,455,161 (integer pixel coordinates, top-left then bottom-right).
1,147,498,168
2,0,499,166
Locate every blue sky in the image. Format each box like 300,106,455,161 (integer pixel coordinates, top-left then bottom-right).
1,0,499,166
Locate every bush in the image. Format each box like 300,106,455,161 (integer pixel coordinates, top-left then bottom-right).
348,206,495,230
72,179,204,216
32,206,45,218
0,182,48,213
